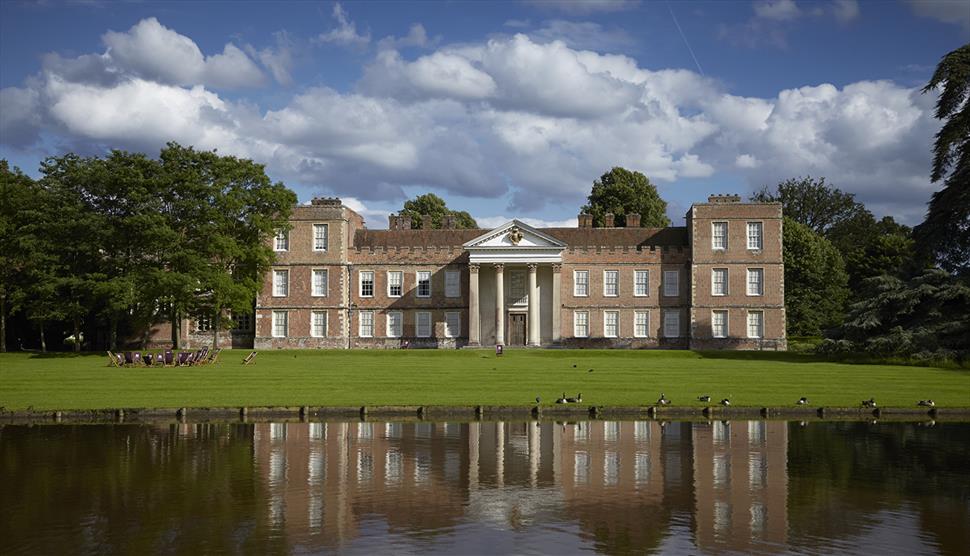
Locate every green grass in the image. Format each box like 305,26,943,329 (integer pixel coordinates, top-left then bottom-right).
0,349,967,411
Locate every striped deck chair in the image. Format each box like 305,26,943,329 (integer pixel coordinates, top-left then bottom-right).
242,351,257,365
106,351,123,367
163,350,174,366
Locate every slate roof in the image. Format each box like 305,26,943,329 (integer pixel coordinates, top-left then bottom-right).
353,227,689,248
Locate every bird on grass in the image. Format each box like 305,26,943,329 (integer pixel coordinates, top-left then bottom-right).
918,399,935,407
565,393,582,403
588,368,594,373
572,364,577,368
720,398,731,406
797,397,808,405
697,395,711,403
535,396,541,405
556,392,568,404
657,393,670,406
862,398,877,408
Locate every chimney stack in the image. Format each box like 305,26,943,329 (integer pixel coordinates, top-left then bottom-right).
578,213,593,228
388,215,399,229
443,214,455,229
626,213,641,227
604,213,615,227
421,214,433,229
400,214,413,229
708,194,741,204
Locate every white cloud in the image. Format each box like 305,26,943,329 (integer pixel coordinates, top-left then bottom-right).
753,0,802,21
735,154,760,168
318,2,370,47
831,0,860,23
205,44,266,88
524,0,640,15
907,0,970,29
528,20,636,52
252,31,295,86
378,23,437,50
476,215,578,229
722,0,861,48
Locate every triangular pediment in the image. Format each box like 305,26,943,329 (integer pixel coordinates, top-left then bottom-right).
463,220,567,249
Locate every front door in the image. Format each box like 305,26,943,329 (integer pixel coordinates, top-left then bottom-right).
508,313,527,346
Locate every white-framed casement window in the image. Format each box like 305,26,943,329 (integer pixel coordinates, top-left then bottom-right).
634,310,649,338
444,311,460,338
311,311,328,337
603,270,619,297
312,223,328,251
272,311,288,338
387,271,403,297
416,311,432,337
712,310,728,338
747,268,764,296
416,271,431,298
634,270,649,297
663,270,679,297
574,270,589,297
359,310,374,338
387,311,403,338
603,310,619,338
274,230,289,251
712,221,728,250
445,270,460,298
712,268,728,296
663,310,681,338
272,269,289,297
312,269,328,297
359,270,374,297
747,310,764,338
574,311,589,338
747,222,763,250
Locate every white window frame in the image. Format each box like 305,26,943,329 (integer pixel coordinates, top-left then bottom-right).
663,270,679,297
663,310,680,338
574,311,589,338
387,310,403,338
359,270,374,298
359,310,374,338
311,311,328,338
712,310,728,338
712,268,728,297
747,221,763,251
634,310,650,338
573,270,589,297
272,269,289,297
312,223,328,252
634,270,649,297
416,271,431,298
416,311,432,338
603,270,619,297
603,310,619,338
747,268,764,296
712,221,728,250
272,311,288,338
445,270,460,298
311,268,328,297
444,311,460,338
387,271,403,298
274,230,288,252
747,310,764,339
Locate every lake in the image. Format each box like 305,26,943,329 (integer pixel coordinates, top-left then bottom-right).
1,420,967,555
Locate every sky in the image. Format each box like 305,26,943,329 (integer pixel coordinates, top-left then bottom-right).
1,0,968,229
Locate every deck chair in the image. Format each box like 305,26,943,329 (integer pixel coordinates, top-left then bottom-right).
195,347,209,365
177,351,190,366
207,348,222,365
124,351,135,366
132,352,143,366
242,351,257,365
163,350,174,366
106,351,123,367
143,352,154,366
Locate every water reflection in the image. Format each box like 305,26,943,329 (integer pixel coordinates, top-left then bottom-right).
1,420,967,555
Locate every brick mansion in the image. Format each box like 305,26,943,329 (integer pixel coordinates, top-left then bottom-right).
218,194,785,351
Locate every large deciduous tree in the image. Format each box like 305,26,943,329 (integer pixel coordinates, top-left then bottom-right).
398,193,477,229
752,176,868,236
581,167,669,227
914,44,970,277
783,218,850,337
0,162,43,352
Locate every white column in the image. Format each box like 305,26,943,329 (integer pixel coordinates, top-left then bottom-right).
527,263,540,346
468,264,480,346
552,264,562,342
494,263,505,345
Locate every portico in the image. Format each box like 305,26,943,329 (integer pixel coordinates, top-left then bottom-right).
464,221,565,347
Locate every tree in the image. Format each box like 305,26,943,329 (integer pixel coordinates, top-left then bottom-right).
0,162,42,352
914,44,970,276
581,167,669,227
398,193,477,229
783,218,850,336
752,176,868,236
828,214,917,298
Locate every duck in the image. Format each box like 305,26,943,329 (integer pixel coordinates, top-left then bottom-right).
565,393,582,403
862,398,877,408
797,397,808,405
556,392,568,404
697,395,711,403
720,398,731,406
535,396,541,405
588,368,594,373
917,399,935,407
657,393,671,406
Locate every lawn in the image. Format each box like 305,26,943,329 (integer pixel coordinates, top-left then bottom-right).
0,349,967,411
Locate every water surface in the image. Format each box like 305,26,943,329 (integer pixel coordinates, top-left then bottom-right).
1,420,967,555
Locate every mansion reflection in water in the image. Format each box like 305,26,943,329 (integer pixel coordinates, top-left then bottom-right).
209,419,787,552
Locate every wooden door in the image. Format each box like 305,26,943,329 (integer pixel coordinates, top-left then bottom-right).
508,314,527,346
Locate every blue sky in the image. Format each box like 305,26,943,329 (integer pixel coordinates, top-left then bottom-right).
1,0,968,228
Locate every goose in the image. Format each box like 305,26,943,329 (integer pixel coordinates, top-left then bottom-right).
697,395,711,403
862,398,877,408
720,398,731,406
566,393,582,403
556,392,568,404
535,396,541,405
657,393,670,406
588,368,594,373
797,397,808,405
917,399,935,407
